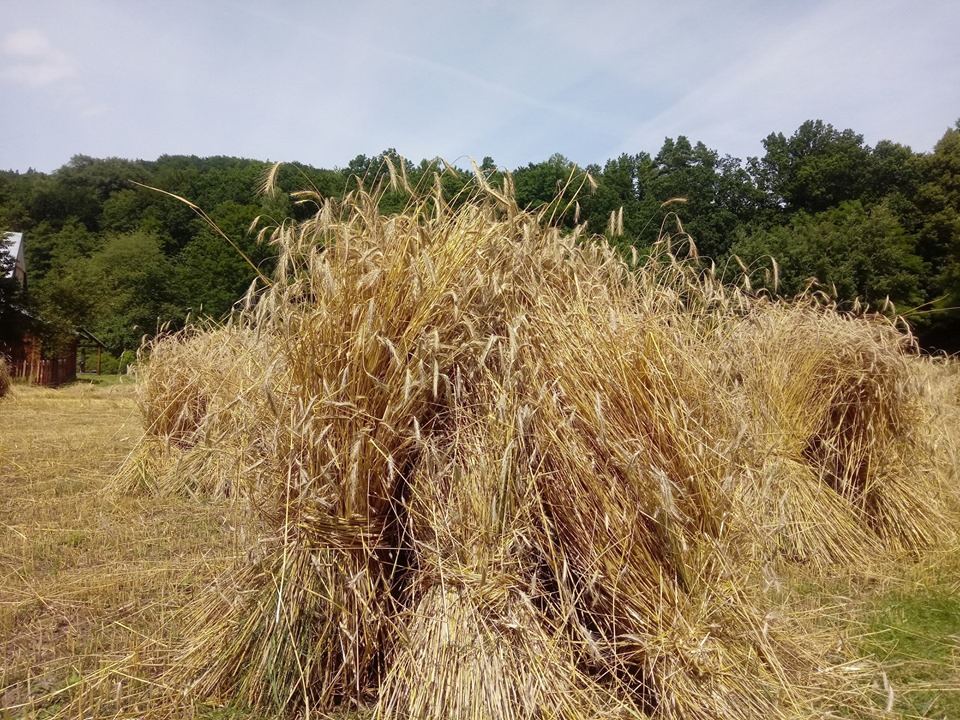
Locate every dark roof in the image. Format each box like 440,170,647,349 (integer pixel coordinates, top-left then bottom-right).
76,327,108,348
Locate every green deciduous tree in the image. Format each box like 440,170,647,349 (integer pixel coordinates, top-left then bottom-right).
512,154,592,229
912,121,960,346
31,254,97,354
609,137,761,260
85,231,178,353
732,200,925,310
752,120,874,213
578,153,650,247
175,201,271,319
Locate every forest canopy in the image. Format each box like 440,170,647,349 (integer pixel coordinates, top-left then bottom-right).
2,118,959,357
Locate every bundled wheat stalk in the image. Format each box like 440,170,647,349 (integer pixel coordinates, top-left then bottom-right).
714,301,956,566
120,168,958,719
0,354,10,398
115,320,279,500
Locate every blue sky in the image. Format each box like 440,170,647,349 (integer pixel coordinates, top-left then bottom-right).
2,0,958,173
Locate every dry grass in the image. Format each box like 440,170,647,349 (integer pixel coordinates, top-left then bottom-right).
0,382,237,717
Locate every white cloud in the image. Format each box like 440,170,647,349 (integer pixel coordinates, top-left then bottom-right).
1,26,107,126
0,28,77,86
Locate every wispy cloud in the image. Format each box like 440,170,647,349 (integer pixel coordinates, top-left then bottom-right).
1,27,106,120
1,0,957,173
0,28,77,86
610,0,960,160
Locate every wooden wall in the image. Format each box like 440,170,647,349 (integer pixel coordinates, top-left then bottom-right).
8,334,78,386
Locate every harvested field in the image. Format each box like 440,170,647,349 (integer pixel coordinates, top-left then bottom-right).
0,382,237,716
2,176,959,719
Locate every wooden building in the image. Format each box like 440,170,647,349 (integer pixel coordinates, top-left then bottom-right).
4,330,77,386
2,231,105,386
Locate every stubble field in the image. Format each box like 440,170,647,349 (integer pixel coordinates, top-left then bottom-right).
0,381,237,717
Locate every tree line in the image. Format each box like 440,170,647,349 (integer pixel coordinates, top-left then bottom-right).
1,118,959,362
